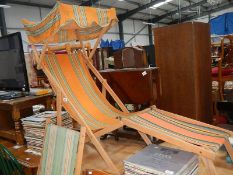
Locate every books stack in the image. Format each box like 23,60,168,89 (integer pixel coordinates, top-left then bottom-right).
124,144,198,175
21,111,73,152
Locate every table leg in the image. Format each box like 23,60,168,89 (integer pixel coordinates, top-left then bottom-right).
45,97,53,110
12,107,24,145
23,167,32,175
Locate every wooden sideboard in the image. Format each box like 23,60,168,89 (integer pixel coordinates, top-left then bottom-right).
154,22,212,123
99,67,160,110
0,94,53,144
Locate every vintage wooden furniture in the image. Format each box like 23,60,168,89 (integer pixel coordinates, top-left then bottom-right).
10,146,110,175
82,170,110,175
99,67,160,110
9,145,40,175
212,35,233,100
0,94,53,145
113,47,147,69
39,48,233,175
154,22,212,123
23,3,233,175
93,48,113,70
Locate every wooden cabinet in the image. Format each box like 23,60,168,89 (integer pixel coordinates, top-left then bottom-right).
0,94,53,144
93,48,113,70
99,67,160,110
113,47,147,69
154,22,212,123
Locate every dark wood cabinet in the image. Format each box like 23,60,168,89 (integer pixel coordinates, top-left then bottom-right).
113,47,147,69
99,67,160,110
154,22,212,123
93,48,113,70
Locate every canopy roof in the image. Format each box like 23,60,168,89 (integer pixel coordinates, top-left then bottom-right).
22,2,118,44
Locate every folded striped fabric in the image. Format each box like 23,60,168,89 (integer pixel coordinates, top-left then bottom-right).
39,124,79,175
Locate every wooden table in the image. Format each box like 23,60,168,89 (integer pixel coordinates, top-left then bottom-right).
99,67,161,110
9,145,111,175
82,170,111,175
99,68,161,140
9,145,40,175
0,94,53,145
9,145,112,175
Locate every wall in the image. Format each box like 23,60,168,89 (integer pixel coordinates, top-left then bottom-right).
122,19,149,46
4,4,49,51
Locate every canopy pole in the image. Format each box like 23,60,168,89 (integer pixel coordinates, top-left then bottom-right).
80,40,88,57
31,45,40,65
37,43,48,69
88,20,113,61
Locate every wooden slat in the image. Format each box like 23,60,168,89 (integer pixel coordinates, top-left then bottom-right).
201,157,218,175
102,79,107,97
56,90,62,126
75,126,86,175
88,23,113,61
86,127,120,175
138,132,152,145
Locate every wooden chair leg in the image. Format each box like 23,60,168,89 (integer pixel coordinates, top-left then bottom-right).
75,127,86,175
220,81,225,101
88,131,120,175
56,90,62,126
23,167,32,175
138,132,152,145
225,141,233,162
201,157,218,175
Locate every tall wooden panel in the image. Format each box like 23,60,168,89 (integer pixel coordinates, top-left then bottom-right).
154,22,212,123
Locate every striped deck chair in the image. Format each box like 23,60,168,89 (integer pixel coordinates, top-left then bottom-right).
22,2,233,175
41,49,233,175
37,124,86,175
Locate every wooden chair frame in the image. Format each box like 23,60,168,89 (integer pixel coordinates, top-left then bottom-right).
212,35,233,100
31,25,124,175
30,23,233,175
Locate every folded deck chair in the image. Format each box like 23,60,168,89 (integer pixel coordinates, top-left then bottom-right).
22,2,233,175
37,124,86,175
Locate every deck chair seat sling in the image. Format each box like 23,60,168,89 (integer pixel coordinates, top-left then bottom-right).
22,2,233,175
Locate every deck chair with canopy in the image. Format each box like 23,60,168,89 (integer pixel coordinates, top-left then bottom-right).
22,2,233,175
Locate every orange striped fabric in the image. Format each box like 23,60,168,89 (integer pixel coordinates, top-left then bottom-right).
140,112,225,144
22,2,118,44
43,52,121,130
42,51,232,152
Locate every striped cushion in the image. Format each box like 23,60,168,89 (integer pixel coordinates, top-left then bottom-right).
129,109,230,152
39,124,79,175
